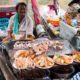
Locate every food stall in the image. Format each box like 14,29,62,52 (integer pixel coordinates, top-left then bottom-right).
0,0,80,80
1,38,80,80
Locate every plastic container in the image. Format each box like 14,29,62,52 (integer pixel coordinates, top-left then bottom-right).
0,18,9,27
36,24,46,37
47,17,60,27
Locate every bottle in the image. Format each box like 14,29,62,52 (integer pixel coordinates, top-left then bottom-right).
77,9,80,27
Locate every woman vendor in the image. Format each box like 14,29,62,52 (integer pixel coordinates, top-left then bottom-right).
3,2,34,41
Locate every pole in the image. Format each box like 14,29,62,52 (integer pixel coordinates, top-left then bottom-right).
53,0,59,15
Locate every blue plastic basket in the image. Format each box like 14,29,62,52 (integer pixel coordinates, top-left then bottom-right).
0,18,9,30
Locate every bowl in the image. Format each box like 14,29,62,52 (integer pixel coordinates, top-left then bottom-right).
53,55,73,65
20,68,50,79
54,65,75,78
14,34,23,40
34,55,55,69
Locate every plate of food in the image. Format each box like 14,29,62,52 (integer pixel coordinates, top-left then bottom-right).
72,51,80,63
13,49,35,69
13,49,35,59
13,57,35,69
34,55,54,69
53,54,73,65
32,43,49,55
52,40,64,50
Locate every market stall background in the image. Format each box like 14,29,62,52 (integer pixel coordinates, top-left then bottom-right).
0,0,71,9
0,0,71,37
0,0,71,28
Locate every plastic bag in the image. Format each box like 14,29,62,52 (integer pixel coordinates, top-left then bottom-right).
59,21,78,41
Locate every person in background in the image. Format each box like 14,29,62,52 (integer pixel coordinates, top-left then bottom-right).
3,2,34,41
67,0,80,17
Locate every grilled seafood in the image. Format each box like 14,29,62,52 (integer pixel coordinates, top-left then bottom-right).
13,57,35,69
34,55,54,69
13,50,35,59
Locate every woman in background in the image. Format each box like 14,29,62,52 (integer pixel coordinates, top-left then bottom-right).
3,2,34,41
67,0,80,17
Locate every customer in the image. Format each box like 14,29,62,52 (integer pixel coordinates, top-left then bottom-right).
3,2,34,41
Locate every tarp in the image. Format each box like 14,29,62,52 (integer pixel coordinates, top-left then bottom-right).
60,21,78,40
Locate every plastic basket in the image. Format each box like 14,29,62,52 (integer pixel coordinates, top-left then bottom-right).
0,18,9,26
0,18,9,30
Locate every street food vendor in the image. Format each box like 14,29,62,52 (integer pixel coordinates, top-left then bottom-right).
3,2,34,41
